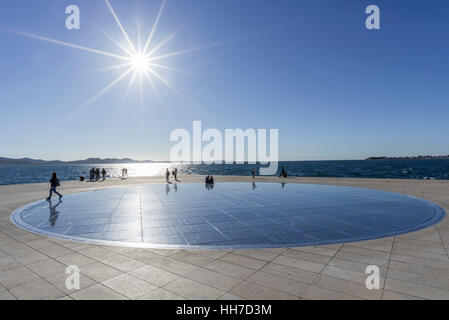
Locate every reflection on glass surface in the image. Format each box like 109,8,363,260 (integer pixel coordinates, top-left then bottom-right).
47,199,62,227
11,182,445,249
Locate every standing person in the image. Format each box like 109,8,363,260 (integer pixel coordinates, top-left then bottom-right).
101,168,106,181
46,172,63,201
252,168,256,179
125,168,128,178
166,168,170,183
173,168,179,182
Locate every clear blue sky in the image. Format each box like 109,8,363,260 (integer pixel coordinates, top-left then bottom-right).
1,0,448,161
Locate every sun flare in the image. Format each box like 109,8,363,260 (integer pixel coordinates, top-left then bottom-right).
12,0,197,108
130,53,150,71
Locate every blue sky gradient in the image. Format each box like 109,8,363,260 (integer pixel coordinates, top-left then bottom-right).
1,0,448,161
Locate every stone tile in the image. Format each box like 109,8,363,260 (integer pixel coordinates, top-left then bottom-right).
282,248,332,264
146,249,182,257
70,284,128,300
79,247,119,261
340,245,391,260
129,265,180,287
171,251,215,267
26,239,55,250
103,274,158,299
272,255,324,273
37,244,74,259
393,241,447,255
138,288,186,300
229,281,297,300
0,266,41,289
347,241,392,253
218,293,245,300
302,285,361,300
391,247,449,262
230,249,278,261
381,290,423,300
388,260,449,280
260,262,317,284
80,262,123,282
164,278,225,300
0,256,22,272
13,250,48,265
391,253,449,270
0,290,17,300
290,246,337,257
185,267,241,291
195,250,229,259
334,251,389,267
385,278,449,300
148,256,199,276
328,257,387,275
122,249,162,264
314,274,382,300
10,279,65,300
204,260,255,280
246,271,308,297
28,259,67,278
219,253,267,270
56,253,97,267
46,272,97,294
100,255,145,272
386,268,449,291
322,265,385,287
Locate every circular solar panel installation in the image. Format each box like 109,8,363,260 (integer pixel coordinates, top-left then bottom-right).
11,183,445,249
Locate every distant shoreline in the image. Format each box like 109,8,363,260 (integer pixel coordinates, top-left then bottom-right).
2,156,449,166
366,156,449,160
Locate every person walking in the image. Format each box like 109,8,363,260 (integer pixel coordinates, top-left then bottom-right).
252,168,256,179
101,168,106,181
279,166,287,178
46,172,63,201
166,168,170,183
173,168,179,182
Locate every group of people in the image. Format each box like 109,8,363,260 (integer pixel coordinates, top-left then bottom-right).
89,167,106,181
251,166,288,178
205,175,215,190
45,166,290,201
165,168,179,183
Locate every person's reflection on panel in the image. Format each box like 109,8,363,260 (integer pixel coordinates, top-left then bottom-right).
48,199,62,227
252,182,257,190
174,184,178,192
281,182,286,189
166,184,171,195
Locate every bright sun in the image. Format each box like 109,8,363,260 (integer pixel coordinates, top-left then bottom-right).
130,53,149,71
14,0,193,107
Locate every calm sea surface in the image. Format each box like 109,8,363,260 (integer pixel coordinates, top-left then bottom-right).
0,159,448,186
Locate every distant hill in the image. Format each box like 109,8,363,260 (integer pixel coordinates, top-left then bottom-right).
0,157,168,165
366,155,449,160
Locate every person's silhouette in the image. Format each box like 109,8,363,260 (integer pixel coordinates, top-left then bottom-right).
48,199,62,227
252,182,257,190
166,184,171,195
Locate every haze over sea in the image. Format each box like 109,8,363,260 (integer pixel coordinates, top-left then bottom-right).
1,159,449,186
